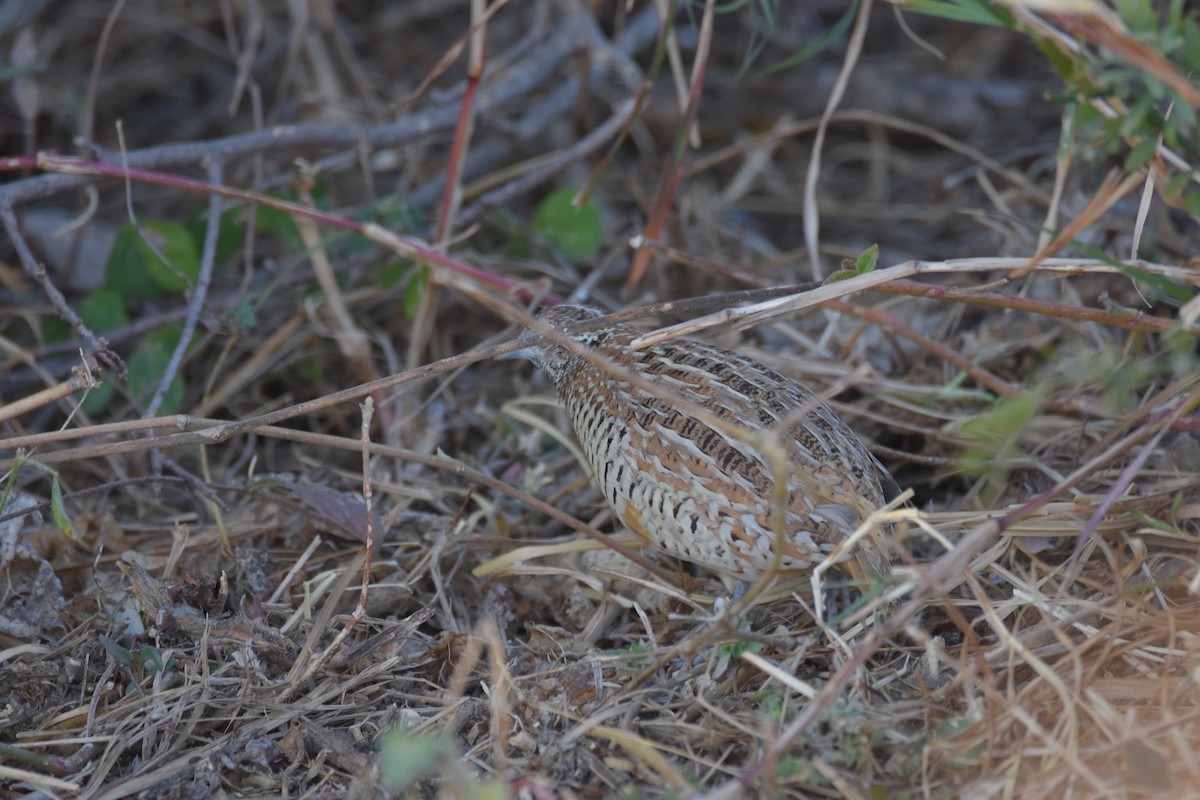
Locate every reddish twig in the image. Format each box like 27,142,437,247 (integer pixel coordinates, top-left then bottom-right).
878,278,1183,335
625,0,715,293
434,0,486,246
576,1,675,207
0,153,543,302
412,0,489,370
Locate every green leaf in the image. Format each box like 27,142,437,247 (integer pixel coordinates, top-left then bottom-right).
78,379,114,417
138,220,200,293
723,639,764,659
8,455,85,546
72,291,124,414
308,177,331,205
956,448,989,477
133,645,167,676
1118,93,1156,137
1113,0,1158,32
127,323,189,414
1128,507,1183,536
403,265,430,317
1162,112,1182,149
49,474,82,545
374,260,409,290
42,318,72,345
255,200,301,246
378,728,453,792
1125,137,1160,171
935,715,975,738
1071,240,1193,303
82,289,129,333
295,358,325,383
824,268,858,284
532,189,604,262
0,459,19,516
959,389,1043,445
106,223,168,300
1037,37,1079,80
1187,190,1200,220
752,0,860,77
186,208,244,267
229,295,259,330
105,220,201,296
956,389,1045,480
854,244,879,274
1164,170,1193,198
98,635,134,667
895,0,1013,27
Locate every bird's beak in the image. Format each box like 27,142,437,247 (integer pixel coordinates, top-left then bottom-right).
498,344,538,362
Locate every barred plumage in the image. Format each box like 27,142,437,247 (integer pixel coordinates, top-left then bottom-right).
521,305,898,584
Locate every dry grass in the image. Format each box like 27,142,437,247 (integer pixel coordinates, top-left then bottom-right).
1,2,1199,798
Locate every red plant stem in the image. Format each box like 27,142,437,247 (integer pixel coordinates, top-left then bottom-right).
434,0,486,246
625,0,714,292
827,297,1200,428
824,298,1019,398
0,153,547,302
577,2,676,206
879,278,1180,335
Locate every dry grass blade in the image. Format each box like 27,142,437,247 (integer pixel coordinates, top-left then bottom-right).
1,2,1198,798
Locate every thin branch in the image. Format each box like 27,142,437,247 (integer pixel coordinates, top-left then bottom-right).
803,0,874,279
0,199,124,378
144,159,225,419
0,7,628,208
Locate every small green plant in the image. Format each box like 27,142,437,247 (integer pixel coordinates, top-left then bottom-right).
98,635,174,694
955,387,1046,481
378,727,453,792
377,727,512,798
1128,492,1188,538
1,453,80,545
829,243,881,282
932,715,984,768
719,637,763,661
611,641,655,671
54,218,213,415
754,688,787,722
853,243,879,274
954,385,1047,506
903,0,1200,226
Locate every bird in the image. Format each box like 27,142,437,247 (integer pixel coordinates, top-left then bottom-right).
518,304,900,591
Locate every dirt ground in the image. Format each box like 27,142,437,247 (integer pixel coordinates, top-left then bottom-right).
1,1,1199,798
